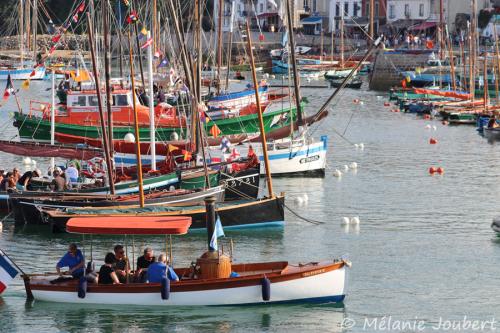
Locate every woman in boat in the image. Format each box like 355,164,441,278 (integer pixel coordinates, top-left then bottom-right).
98,253,121,285
56,243,85,279
16,169,41,191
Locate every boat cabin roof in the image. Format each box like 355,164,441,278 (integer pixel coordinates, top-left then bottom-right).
66,216,192,235
67,89,130,95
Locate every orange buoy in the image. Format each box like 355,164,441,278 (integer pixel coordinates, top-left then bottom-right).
429,138,437,144
259,34,265,41
436,167,444,174
429,167,437,174
423,114,431,120
353,99,360,104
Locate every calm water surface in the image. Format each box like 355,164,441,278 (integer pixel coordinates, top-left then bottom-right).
1,78,500,332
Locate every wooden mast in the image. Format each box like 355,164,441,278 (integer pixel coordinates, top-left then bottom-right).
117,0,124,83
86,13,115,194
320,30,323,62
26,0,30,53
340,15,345,68
225,1,236,91
245,20,273,198
146,30,157,170
32,0,38,60
369,0,375,40
469,20,475,102
445,26,457,91
130,1,146,88
103,0,114,165
128,29,145,207
19,0,24,68
439,0,445,60
484,55,489,113
493,23,500,102
216,0,223,94
286,0,303,127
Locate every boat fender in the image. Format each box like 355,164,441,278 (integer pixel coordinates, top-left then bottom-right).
78,276,87,299
161,277,170,300
261,277,271,301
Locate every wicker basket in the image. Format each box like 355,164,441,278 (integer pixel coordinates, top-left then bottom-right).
196,251,232,279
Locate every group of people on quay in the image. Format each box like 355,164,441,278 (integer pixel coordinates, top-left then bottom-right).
0,162,80,192
55,243,179,285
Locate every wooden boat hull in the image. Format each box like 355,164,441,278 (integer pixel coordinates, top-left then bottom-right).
43,196,285,232
9,186,225,225
28,260,347,306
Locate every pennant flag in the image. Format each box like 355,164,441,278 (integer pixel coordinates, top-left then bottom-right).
0,250,19,294
167,144,178,153
29,70,36,77
220,136,231,152
3,75,15,100
140,38,153,49
209,216,225,251
139,27,148,39
49,46,56,55
210,124,221,137
126,10,138,24
154,51,161,58
182,150,192,161
158,58,169,68
199,109,207,124
77,2,85,12
52,35,62,43
21,79,30,90
72,13,79,23
401,79,406,89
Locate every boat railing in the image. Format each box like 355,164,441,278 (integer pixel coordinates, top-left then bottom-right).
29,100,52,118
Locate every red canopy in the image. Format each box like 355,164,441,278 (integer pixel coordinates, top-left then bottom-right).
66,216,192,235
410,22,437,31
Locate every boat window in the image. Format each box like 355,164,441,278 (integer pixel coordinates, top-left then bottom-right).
113,95,128,106
72,96,87,107
88,96,99,106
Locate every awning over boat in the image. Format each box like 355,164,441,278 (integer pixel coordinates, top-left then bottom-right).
409,21,437,31
0,140,103,159
66,216,192,235
300,16,322,25
413,88,472,100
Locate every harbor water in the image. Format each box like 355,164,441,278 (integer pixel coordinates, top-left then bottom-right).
1,79,500,332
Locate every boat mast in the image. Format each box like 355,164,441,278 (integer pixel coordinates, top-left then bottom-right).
103,0,114,162
86,13,115,194
224,1,236,91
340,15,345,68
146,30,157,170
117,0,124,83
128,29,145,207
32,0,37,61
483,55,489,113
469,20,475,103
439,0,444,60
369,0,374,40
494,23,500,102
320,30,323,62
19,0,24,68
216,0,223,94
50,68,55,170
245,20,273,198
446,26,457,91
130,2,146,88
286,0,303,127
26,0,30,53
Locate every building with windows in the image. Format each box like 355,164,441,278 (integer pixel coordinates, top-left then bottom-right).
329,0,364,32
361,0,387,34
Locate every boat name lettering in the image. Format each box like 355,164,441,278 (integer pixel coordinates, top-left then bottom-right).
227,176,255,188
302,268,325,277
299,155,320,164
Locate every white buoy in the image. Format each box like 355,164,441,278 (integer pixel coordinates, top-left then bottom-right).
302,194,309,202
264,73,270,79
271,75,276,79
23,157,32,165
359,101,364,105
432,125,437,131
359,143,365,150
123,133,136,143
333,169,342,177
354,144,359,148
350,216,360,224
349,162,358,169
341,217,350,225
295,196,304,204
425,124,431,129
343,165,349,171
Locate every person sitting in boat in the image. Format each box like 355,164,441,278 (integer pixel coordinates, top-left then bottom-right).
65,163,79,186
488,117,500,129
98,253,121,285
157,86,166,104
246,146,260,168
12,167,20,183
0,172,13,191
234,71,245,80
56,243,85,279
50,169,66,192
113,245,130,283
147,253,179,283
16,169,41,191
139,89,150,107
134,247,156,282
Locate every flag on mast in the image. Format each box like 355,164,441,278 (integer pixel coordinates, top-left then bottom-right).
0,250,19,294
3,75,15,101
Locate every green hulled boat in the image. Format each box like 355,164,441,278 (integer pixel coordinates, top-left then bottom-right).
13,105,298,142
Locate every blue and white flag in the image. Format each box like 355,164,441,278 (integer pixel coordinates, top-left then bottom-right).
0,250,19,294
209,216,225,251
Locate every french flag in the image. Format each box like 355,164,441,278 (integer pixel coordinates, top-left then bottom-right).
0,250,18,294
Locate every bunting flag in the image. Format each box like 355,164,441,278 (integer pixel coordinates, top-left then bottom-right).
158,58,169,68
167,144,179,153
77,2,85,12
21,79,30,90
401,79,407,89
3,75,15,101
52,35,62,43
72,13,79,23
210,124,221,137
199,110,207,124
0,250,19,294
140,38,153,49
49,46,56,55
139,27,148,39
29,70,36,78
182,150,192,161
126,10,138,24
154,51,161,58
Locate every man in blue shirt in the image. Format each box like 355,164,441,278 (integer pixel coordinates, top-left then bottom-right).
56,243,85,279
147,253,179,283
